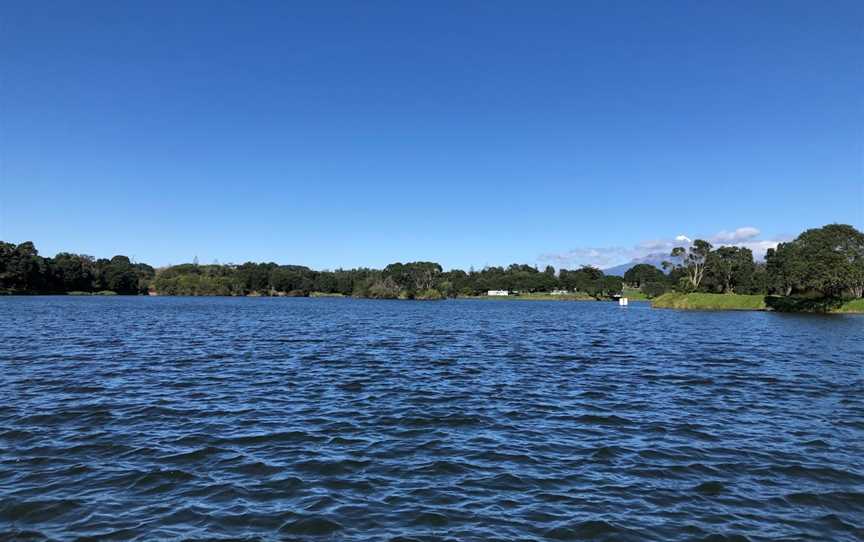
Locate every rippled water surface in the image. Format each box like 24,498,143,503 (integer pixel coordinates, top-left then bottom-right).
1,297,863,541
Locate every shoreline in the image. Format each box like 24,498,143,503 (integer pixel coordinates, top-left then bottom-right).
651,292,864,314
4,291,862,314
457,295,649,302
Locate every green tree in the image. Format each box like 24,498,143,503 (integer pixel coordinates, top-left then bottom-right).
599,275,623,297
641,281,667,298
366,276,401,299
0,241,44,291
103,255,140,294
766,224,864,298
665,240,712,291
703,246,755,294
53,253,96,292
623,263,665,288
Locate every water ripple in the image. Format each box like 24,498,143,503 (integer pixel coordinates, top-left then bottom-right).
1,296,863,541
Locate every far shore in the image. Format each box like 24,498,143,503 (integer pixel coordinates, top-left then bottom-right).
457,293,649,302
4,290,863,314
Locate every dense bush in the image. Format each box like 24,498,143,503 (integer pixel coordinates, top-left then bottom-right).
0,242,152,294
641,282,667,298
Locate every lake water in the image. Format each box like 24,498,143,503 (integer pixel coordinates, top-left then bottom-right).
1,297,862,541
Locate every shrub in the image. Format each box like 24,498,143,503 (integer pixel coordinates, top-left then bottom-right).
641,282,667,298
415,289,444,300
764,296,844,312
366,277,401,299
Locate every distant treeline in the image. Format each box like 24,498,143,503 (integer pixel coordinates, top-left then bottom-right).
0,244,154,295
1,224,862,302
0,247,623,299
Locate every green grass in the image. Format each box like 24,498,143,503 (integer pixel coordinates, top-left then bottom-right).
653,293,864,313
652,292,767,311
622,288,650,301
835,298,864,313
309,292,346,298
93,290,118,296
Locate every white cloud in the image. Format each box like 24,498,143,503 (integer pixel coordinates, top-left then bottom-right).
539,226,785,269
711,226,760,243
538,246,635,269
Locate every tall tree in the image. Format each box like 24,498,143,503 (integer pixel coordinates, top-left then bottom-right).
623,263,665,288
704,246,755,294
665,240,712,291
766,224,864,298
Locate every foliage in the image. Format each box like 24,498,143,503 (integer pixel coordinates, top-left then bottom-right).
623,264,666,288
664,240,712,291
0,241,152,295
598,275,624,298
702,246,755,294
766,224,864,298
5,224,861,307
764,295,844,313
559,266,604,293
365,277,402,299
641,281,667,298
414,289,444,301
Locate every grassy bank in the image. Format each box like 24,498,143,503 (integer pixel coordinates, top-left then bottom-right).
652,293,864,313
836,298,864,313
652,292,767,311
622,288,650,301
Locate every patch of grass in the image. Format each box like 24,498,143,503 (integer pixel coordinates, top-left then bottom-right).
93,290,118,296
67,291,92,296
838,298,864,313
657,294,864,313
652,292,767,311
309,292,345,298
622,288,649,301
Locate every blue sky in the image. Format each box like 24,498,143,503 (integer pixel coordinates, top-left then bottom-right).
1,1,862,270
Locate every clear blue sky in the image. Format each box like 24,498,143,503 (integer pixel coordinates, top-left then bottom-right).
1,1,862,270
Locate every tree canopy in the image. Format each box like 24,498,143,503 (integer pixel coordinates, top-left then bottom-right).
766,224,864,298
0,242,153,295
3,224,861,303
623,264,666,288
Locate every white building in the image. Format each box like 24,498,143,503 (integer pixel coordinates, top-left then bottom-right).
487,290,509,296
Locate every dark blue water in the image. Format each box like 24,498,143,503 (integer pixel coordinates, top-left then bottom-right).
1,297,863,541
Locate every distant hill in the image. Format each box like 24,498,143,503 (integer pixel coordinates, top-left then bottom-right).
603,253,669,277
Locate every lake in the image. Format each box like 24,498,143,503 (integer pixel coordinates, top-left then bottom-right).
1,297,862,541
